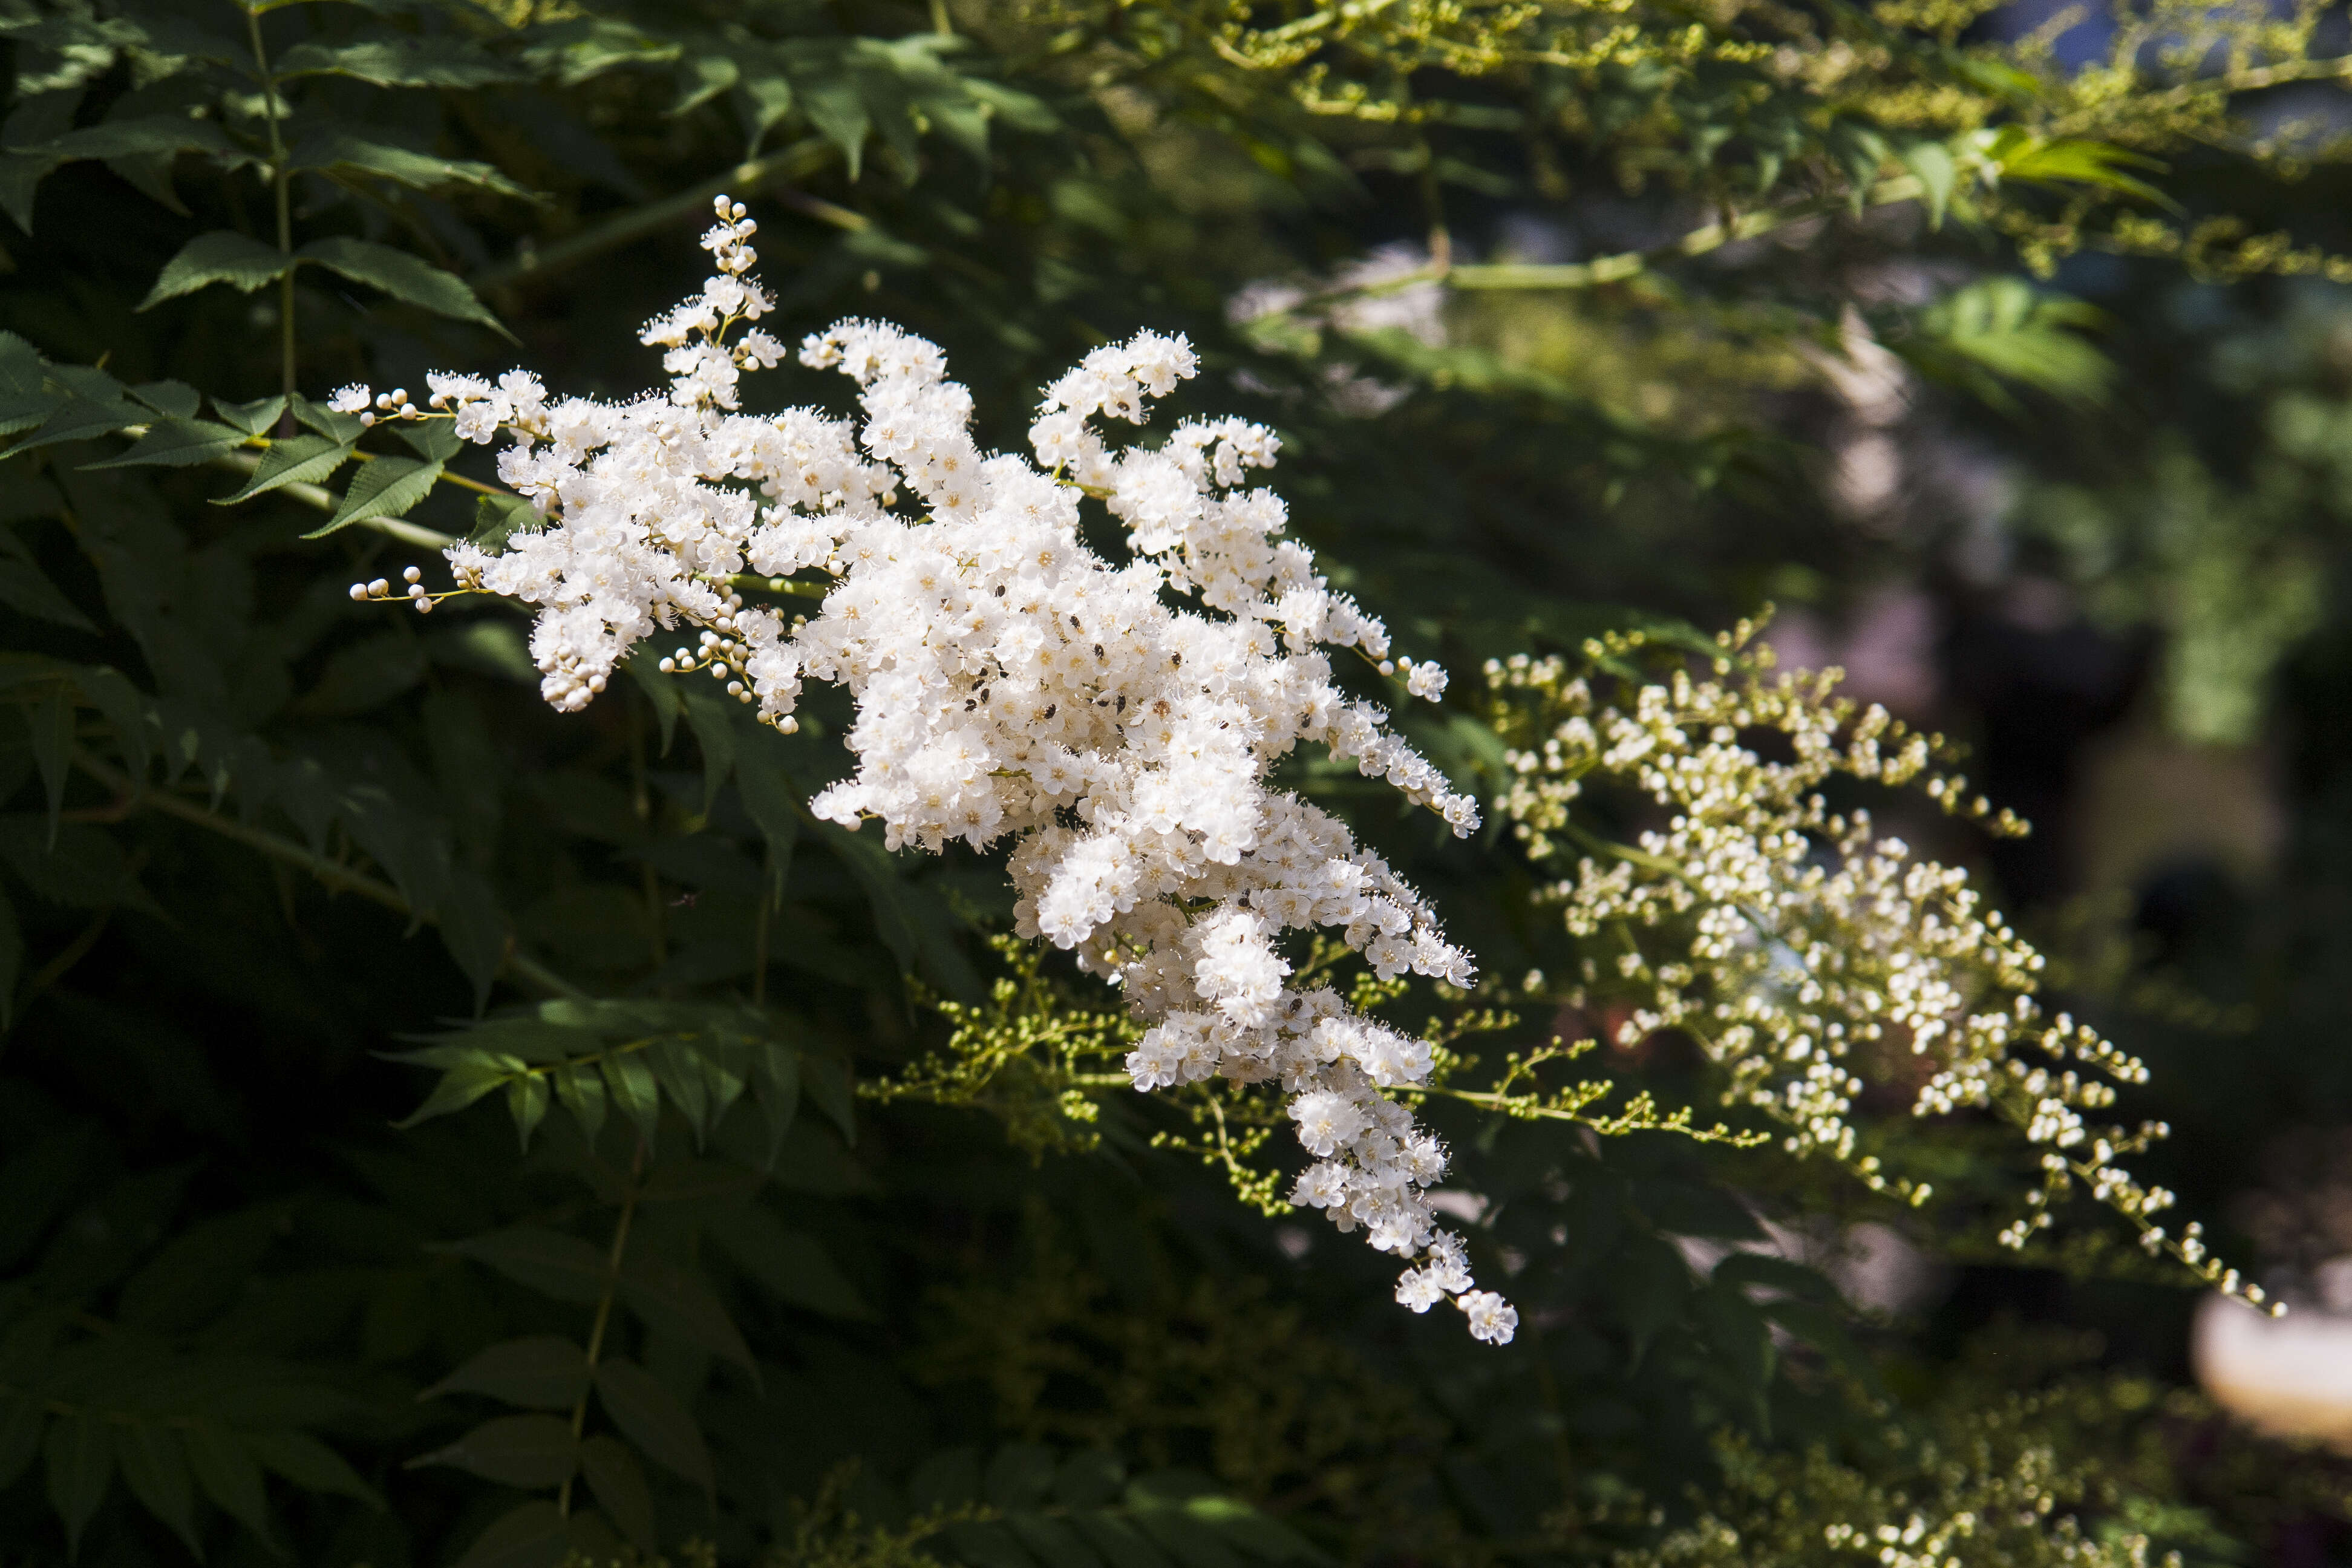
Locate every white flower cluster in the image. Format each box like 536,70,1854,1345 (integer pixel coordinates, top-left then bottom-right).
357,197,1512,1342
1485,635,2269,1313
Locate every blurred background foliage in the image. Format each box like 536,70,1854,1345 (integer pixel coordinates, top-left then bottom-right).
5,0,2352,1565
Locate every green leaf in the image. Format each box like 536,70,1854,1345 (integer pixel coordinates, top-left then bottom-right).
298,235,509,336
678,678,737,814
1007,1512,1104,1568
591,1358,713,1494
438,1227,610,1304
25,678,68,843
78,414,247,469
603,1053,661,1147
452,1500,570,1568
185,1423,272,1543
580,1434,657,1552
986,1444,1059,1508
1900,140,1957,229
507,1073,552,1149
246,1428,381,1505
212,431,354,505
702,1201,869,1318
275,36,521,88
624,653,683,755
472,491,537,550
428,1337,592,1411
114,1420,198,1555
0,1394,42,1491
397,416,464,465
43,1413,111,1557
553,1064,607,1143
212,394,288,437
304,454,445,538
393,1050,523,1129
0,531,92,630
414,1413,579,1488
137,230,294,310
292,127,533,200
616,1253,756,1373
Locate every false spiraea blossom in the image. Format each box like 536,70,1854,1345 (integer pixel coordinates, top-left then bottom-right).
1485,631,2269,1313
348,197,1512,1342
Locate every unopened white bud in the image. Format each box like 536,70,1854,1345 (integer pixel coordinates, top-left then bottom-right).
403,566,422,584
348,583,368,602
659,657,677,673
368,578,389,598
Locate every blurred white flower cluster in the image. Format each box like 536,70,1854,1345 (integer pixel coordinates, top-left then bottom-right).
350,197,1514,1342
1487,636,2270,1313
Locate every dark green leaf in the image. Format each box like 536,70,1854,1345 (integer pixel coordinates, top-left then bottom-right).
0,530,93,630
393,1051,524,1129
987,1443,1059,1508
678,678,737,814
298,235,509,335
246,1428,380,1505
603,1054,661,1147
1008,1511,1107,1568
0,1394,42,1491
43,1413,111,1555
137,230,294,309
591,1358,713,1493
580,1434,657,1551
554,1064,607,1143
211,394,289,437
78,416,246,469
437,1227,610,1304
414,1413,578,1488
616,1253,756,1373
276,36,521,88
506,1074,552,1149
426,1336,592,1411
702,1201,869,1318
114,1420,198,1554
452,1500,570,1568
185,1422,272,1543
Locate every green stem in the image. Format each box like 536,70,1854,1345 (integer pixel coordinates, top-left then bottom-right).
560,1139,645,1518
243,5,296,403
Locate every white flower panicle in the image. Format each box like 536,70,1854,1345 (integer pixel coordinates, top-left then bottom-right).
382,197,1509,1342
1486,633,2270,1315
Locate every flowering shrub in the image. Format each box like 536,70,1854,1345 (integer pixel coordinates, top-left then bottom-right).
343,198,1514,1340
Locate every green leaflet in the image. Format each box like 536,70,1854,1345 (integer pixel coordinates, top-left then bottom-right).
212,431,356,505
77,414,247,469
273,36,521,89
412,1413,580,1488
136,230,295,309
425,1337,592,1411
298,235,510,336
590,1357,712,1494
304,453,445,538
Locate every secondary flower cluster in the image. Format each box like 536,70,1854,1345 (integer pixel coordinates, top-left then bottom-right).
355,197,1512,1342
1485,629,2267,1311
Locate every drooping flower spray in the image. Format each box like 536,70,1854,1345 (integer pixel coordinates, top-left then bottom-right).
348,198,1515,1342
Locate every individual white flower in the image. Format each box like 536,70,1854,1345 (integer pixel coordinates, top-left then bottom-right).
327,384,372,414
1459,1290,1518,1344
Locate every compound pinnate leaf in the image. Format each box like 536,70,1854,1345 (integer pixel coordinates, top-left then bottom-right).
413,1413,578,1488
590,1358,712,1494
137,230,295,310
274,36,521,88
426,1336,592,1411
